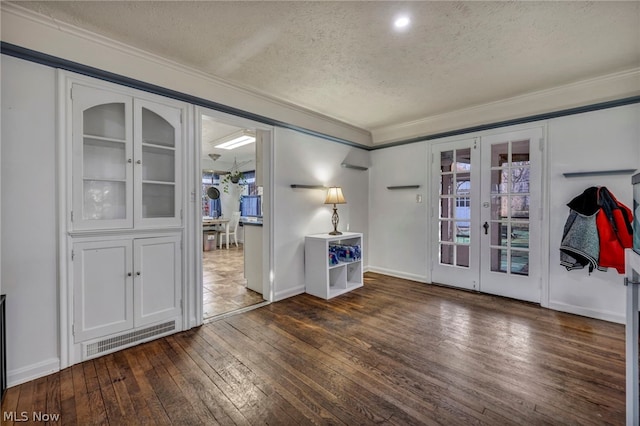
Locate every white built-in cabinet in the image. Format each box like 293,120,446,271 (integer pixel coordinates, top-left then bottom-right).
71,84,182,230
65,79,185,360
305,232,363,299
72,235,181,342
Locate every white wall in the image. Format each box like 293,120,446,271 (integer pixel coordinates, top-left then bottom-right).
368,142,428,282
1,55,60,384
367,104,640,323
547,104,640,322
272,128,369,300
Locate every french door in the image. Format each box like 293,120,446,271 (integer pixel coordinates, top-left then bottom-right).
431,128,543,303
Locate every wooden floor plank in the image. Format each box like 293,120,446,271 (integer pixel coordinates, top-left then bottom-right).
1,272,627,424
105,351,157,425
1,384,22,425
189,328,300,425
163,335,244,426
58,366,77,425
93,356,129,425
170,331,253,425
45,373,62,424
192,324,342,422
206,320,350,425
121,347,172,425
150,338,222,425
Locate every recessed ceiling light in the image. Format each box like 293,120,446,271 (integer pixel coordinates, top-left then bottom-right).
394,15,411,30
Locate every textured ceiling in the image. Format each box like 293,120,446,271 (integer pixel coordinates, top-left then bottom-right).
13,1,640,132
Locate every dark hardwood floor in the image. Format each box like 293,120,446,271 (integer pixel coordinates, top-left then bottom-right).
1,273,626,425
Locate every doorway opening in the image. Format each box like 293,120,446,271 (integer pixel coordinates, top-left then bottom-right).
200,115,266,320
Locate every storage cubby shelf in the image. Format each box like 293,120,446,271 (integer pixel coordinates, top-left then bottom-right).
305,232,363,300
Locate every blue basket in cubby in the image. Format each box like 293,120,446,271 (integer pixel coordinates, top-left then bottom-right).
329,244,361,263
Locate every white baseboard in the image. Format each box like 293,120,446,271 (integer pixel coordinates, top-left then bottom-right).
547,300,624,324
274,285,305,301
366,266,428,283
7,358,60,388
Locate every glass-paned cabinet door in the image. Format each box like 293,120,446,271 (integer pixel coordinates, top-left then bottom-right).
133,99,182,227
71,84,134,230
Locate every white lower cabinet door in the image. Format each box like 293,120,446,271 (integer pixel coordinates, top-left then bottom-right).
73,234,181,343
133,235,182,327
73,239,134,342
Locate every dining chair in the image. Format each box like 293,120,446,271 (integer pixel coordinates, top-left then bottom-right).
221,211,241,249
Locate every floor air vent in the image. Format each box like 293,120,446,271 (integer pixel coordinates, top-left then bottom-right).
85,321,176,357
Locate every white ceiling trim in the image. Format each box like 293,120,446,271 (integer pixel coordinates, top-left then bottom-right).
372,67,640,145
1,2,373,146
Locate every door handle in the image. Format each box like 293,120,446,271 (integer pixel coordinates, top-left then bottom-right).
483,222,489,235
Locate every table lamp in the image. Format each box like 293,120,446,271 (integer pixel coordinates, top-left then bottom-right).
325,187,346,235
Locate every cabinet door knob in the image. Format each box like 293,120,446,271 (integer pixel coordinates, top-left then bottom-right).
127,272,132,277
136,271,141,276
136,160,142,164
127,159,132,163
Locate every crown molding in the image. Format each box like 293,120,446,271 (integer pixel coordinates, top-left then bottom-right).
0,2,372,147
371,67,640,145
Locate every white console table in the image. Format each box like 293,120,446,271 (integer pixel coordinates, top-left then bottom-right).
625,248,640,425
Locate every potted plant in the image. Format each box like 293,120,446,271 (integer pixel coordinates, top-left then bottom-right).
221,170,246,193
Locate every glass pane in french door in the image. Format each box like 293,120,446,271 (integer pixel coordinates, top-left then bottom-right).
488,140,530,275
438,148,471,267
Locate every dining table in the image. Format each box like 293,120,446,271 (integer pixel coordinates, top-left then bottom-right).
202,217,230,250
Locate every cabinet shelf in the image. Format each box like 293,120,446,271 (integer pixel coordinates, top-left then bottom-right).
305,232,363,300
83,134,127,144
143,141,176,151
142,180,175,186
83,177,127,183
328,259,361,269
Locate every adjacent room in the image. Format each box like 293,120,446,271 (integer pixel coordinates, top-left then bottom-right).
1,1,639,424
200,116,266,319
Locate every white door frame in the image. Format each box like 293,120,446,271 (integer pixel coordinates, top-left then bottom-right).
190,106,274,328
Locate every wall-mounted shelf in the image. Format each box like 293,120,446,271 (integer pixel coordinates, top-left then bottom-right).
290,184,327,189
341,162,368,171
562,169,637,178
387,185,421,190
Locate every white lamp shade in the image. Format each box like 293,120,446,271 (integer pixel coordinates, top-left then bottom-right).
325,187,346,204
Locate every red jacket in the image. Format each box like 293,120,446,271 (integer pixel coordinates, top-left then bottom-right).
596,187,633,273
